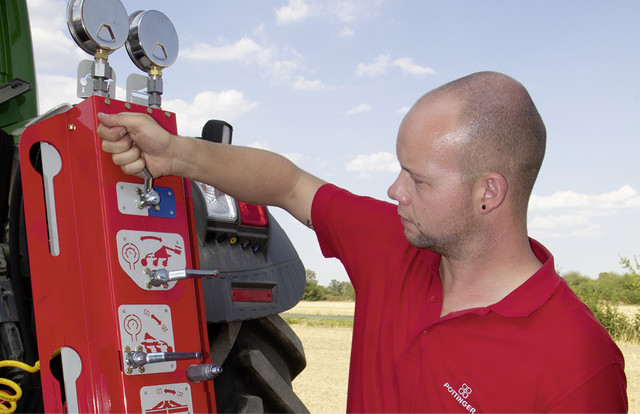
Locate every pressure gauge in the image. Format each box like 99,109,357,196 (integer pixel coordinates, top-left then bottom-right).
126,10,179,72
67,0,129,55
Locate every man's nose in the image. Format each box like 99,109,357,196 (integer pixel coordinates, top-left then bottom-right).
388,176,409,205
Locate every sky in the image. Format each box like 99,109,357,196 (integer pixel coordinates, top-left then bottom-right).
26,0,640,285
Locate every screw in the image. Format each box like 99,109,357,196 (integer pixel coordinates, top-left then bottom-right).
146,108,153,114
162,283,169,289
67,124,76,131
126,367,133,374
144,268,150,274
104,98,111,105
124,346,131,353
136,345,143,351
146,282,153,289
138,366,145,373
124,103,131,109
136,187,143,195
155,205,161,211
164,111,171,118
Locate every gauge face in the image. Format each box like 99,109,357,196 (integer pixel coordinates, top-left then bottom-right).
126,10,179,72
67,0,129,54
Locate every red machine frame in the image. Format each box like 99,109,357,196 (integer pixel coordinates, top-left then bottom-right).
19,96,215,412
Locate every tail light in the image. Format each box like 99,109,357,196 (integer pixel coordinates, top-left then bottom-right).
196,182,237,222
237,201,268,227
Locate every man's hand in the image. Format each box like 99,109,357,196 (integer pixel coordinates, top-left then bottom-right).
97,112,175,178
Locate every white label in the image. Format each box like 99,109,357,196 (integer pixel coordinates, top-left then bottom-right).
119,304,175,375
140,383,193,413
116,230,185,290
117,182,148,217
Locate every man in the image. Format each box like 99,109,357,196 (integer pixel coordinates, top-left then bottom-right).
98,71,627,412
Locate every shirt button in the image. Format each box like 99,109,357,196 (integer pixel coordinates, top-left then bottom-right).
430,296,438,303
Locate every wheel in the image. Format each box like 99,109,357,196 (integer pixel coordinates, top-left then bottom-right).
208,315,308,413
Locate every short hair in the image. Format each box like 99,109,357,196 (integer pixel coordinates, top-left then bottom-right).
427,71,546,214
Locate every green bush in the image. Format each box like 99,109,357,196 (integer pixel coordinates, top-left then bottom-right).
563,266,640,343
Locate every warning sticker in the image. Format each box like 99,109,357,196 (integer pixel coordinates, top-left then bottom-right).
140,383,193,414
119,304,175,375
116,230,185,290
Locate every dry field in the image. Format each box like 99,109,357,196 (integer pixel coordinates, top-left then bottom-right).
287,301,640,413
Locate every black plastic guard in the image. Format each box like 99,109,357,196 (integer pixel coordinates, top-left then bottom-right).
192,182,306,323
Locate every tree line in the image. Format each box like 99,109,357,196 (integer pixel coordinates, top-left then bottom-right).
303,256,640,342
302,269,355,301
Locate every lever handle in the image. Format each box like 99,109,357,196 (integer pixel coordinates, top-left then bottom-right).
137,167,161,208
148,268,220,287
127,351,201,369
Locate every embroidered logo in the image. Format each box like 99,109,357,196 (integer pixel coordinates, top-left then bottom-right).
443,382,476,413
459,383,472,399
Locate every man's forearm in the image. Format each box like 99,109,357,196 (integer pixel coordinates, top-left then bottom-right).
172,135,324,223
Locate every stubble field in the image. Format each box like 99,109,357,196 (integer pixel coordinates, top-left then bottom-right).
285,301,640,413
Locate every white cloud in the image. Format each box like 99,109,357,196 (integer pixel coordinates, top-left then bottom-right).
346,151,400,178
36,74,81,113
276,0,312,24
392,57,436,76
529,185,640,211
181,39,264,62
293,76,325,91
339,27,355,37
164,90,259,136
275,0,382,25
346,103,372,115
284,152,305,164
247,141,270,150
356,54,390,77
357,54,435,77
27,0,86,72
181,37,305,88
528,185,640,239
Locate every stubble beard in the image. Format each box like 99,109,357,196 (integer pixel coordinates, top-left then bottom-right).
405,207,479,260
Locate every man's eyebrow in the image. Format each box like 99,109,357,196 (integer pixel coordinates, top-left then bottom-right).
401,165,428,180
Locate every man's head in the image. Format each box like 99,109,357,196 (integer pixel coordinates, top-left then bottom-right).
388,71,546,256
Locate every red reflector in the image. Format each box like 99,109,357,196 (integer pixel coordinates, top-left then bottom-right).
237,202,269,227
231,288,273,302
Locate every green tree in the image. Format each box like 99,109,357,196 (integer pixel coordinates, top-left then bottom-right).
302,269,327,301
326,279,355,300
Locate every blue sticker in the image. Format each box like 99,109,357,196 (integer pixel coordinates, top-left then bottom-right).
148,186,177,219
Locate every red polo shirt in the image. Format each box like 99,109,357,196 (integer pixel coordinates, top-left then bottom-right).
312,184,627,413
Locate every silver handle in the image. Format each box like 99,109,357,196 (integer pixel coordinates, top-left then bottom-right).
148,268,220,287
137,167,161,209
127,351,201,368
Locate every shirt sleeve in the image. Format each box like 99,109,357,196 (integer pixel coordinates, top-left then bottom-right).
311,184,404,287
544,363,627,413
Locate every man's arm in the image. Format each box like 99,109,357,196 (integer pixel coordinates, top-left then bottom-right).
97,112,325,227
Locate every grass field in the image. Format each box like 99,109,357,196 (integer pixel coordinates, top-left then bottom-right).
286,301,639,413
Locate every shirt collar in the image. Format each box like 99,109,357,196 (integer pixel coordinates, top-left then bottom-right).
488,238,561,317
420,238,561,319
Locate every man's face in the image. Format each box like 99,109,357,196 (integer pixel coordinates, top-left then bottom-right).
387,97,479,258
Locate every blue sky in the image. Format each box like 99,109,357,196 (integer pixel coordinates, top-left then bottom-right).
27,0,640,285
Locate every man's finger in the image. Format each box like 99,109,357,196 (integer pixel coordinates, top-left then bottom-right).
111,145,141,167
101,135,133,154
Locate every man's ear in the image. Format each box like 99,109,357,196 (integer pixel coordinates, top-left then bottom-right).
477,173,507,214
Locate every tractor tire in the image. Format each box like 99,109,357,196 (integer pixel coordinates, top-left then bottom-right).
208,315,308,413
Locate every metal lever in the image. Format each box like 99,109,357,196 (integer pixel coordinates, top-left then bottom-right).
137,167,160,209
148,268,220,288
126,350,201,369
186,363,223,382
